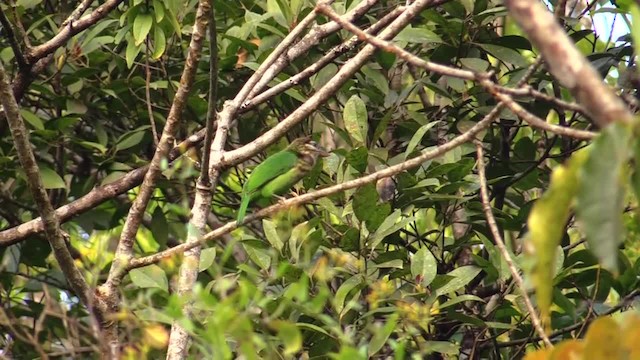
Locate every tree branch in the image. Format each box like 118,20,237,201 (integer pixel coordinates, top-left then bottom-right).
504,0,633,127
166,5,219,357
103,0,212,290
0,59,104,331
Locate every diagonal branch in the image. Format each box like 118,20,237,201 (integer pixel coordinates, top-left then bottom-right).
245,0,380,100
26,0,126,62
219,0,438,168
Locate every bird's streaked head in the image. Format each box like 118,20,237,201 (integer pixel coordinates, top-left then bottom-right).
289,137,330,157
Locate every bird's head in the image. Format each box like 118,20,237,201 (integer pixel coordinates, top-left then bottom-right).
289,136,330,158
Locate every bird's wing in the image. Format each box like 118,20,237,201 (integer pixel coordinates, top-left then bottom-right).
242,149,298,194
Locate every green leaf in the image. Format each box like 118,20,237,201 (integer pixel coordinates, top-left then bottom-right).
577,123,630,274
346,146,368,173
164,6,182,37
404,122,439,160
263,219,284,253
129,264,168,291
394,25,442,44
368,313,398,356
370,211,414,249
133,13,153,46
273,321,302,355
630,4,640,58
477,43,528,67
411,247,437,287
20,109,44,130
198,248,216,272
242,241,271,270
152,25,166,59
152,0,165,22
353,184,392,232
126,36,142,68
344,95,368,145
435,266,481,295
334,275,363,314
440,294,484,309
150,206,168,247
459,58,490,72
39,166,66,189
423,341,460,355
296,322,330,336
352,184,378,223
115,127,148,151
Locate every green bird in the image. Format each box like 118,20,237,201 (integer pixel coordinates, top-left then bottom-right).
236,136,330,223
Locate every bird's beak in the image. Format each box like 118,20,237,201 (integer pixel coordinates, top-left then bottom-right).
317,148,330,157
306,143,330,157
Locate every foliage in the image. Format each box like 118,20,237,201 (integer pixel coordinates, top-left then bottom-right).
0,0,639,358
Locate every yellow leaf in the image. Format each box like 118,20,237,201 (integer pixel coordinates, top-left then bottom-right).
526,148,589,329
524,347,552,360
622,314,640,360
583,316,622,360
550,339,584,360
143,324,169,349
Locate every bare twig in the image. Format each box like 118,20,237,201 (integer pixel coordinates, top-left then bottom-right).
475,142,552,347
494,85,588,116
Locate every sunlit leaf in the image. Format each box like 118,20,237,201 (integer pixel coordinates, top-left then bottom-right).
411,247,437,287
344,95,368,145
129,265,168,291
133,13,153,46
527,147,589,328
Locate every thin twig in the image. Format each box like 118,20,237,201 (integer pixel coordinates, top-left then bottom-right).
145,37,160,146
480,78,596,140
475,142,552,347
243,5,406,109
493,288,640,348
0,6,28,69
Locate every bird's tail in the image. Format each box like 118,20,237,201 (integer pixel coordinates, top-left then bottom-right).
237,195,250,223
